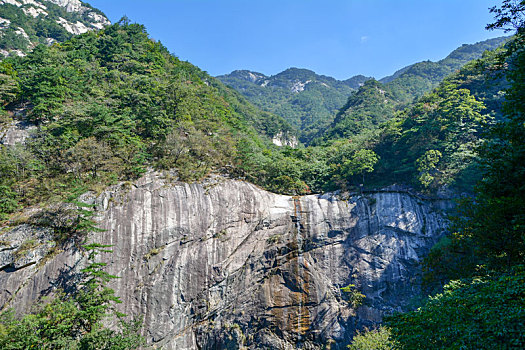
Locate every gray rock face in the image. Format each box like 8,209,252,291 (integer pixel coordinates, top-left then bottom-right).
0,173,449,349
47,0,82,13
0,119,36,146
272,131,299,148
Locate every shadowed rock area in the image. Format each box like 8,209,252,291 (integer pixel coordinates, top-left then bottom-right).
0,173,449,349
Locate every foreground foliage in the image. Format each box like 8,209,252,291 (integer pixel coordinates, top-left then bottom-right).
387,269,525,349
0,244,144,349
386,2,525,349
347,326,396,350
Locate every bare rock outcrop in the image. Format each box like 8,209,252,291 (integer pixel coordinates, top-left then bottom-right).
0,173,449,349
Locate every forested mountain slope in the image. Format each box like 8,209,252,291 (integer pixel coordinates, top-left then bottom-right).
0,1,524,348
380,36,508,102
220,37,506,144
381,6,525,348
0,19,294,220
0,0,110,57
218,68,371,142
370,47,509,190
0,17,451,350
317,36,508,144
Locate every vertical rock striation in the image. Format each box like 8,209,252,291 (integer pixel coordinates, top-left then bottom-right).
0,173,449,349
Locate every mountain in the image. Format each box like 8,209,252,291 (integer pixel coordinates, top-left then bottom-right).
219,37,506,145
0,19,297,219
0,0,110,57
0,17,451,350
316,36,508,144
0,0,523,348
316,79,398,142
380,36,509,102
217,68,372,142
370,46,510,192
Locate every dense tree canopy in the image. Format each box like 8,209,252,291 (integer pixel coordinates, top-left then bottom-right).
386,268,525,349
383,3,525,348
0,243,144,349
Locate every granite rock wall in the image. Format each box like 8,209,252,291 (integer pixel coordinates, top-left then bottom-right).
0,173,449,349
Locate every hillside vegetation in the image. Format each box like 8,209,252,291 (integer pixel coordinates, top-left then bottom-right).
381,36,508,102
220,37,507,145
0,21,510,221
317,36,508,144
0,1,524,348
0,0,109,57
0,19,295,220
350,2,525,348
218,68,371,142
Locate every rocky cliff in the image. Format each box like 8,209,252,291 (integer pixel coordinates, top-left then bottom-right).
0,173,449,349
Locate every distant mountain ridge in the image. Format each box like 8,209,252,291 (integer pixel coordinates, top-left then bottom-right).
381,36,509,84
379,36,509,103
226,68,370,91
0,0,110,57
218,37,507,144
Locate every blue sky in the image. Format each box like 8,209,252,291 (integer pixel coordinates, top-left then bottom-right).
88,0,505,80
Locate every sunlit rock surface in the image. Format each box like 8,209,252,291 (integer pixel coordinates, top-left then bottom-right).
271,131,299,148
0,0,110,57
0,173,449,349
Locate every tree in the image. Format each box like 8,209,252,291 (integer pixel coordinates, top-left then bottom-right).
0,62,19,106
348,326,397,350
486,0,525,32
0,244,145,349
333,145,379,187
64,137,116,179
416,149,442,188
387,4,525,349
0,147,19,219
449,0,525,270
386,268,525,350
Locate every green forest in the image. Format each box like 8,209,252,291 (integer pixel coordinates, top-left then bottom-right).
218,68,371,142
0,0,524,349
219,37,507,144
348,1,525,348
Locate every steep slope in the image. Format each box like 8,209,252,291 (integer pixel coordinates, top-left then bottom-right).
0,173,450,349
0,0,110,57
315,79,398,142
380,36,509,102
221,37,506,146
0,20,295,221
218,68,371,142
0,16,451,349
370,47,509,192
316,36,508,144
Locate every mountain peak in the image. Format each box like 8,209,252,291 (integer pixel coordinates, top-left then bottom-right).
225,70,268,84
217,68,372,139
280,67,316,75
